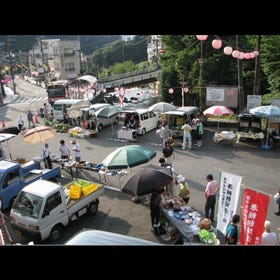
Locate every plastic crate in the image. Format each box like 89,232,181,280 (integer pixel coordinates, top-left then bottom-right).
69,185,82,199
81,183,99,196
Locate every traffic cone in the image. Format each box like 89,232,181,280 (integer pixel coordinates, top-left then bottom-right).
2,120,6,128
34,114,39,124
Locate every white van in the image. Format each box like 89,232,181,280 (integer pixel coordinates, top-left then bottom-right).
53,99,82,121
119,108,161,135
65,229,161,245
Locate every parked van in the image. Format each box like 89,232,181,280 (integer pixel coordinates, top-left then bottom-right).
119,108,161,135
65,229,161,245
161,106,199,137
53,99,82,121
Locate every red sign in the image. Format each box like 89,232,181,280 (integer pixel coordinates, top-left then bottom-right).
239,188,270,245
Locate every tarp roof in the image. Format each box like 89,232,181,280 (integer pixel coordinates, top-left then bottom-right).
76,75,97,84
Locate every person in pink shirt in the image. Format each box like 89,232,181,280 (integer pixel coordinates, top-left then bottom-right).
204,174,219,222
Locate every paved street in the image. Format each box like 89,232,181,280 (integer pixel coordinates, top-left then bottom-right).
1,79,280,245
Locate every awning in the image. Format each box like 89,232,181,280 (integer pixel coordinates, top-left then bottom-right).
76,75,97,84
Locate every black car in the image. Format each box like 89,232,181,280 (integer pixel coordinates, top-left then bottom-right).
0,126,20,135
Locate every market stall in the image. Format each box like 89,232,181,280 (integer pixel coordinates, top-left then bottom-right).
117,127,137,140
160,195,220,245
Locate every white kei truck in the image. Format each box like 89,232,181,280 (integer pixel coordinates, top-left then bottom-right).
10,178,104,243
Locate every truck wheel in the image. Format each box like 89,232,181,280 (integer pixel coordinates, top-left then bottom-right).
49,225,63,242
88,201,98,216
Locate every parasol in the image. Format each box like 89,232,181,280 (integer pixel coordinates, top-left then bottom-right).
203,105,234,131
101,145,156,170
23,126,56,145
122,164,173,197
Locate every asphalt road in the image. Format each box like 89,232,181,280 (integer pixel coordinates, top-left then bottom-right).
1,79,280,245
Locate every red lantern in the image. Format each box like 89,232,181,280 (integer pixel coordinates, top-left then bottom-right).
212,39,222,49
196,35,208,41
232,50,240,58
223,46,233,55
168,88,174,94
183,87,189,93
244,53,251,59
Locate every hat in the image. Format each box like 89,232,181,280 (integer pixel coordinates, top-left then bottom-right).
176,175,185,183
206,174,213,180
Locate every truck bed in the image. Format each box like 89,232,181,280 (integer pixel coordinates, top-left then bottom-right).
64,181,104,216
24,166,61,184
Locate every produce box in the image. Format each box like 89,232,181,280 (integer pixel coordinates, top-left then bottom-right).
81,183,100,196
69,184,82,199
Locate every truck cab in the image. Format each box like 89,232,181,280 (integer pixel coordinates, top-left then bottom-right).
0,160,61,210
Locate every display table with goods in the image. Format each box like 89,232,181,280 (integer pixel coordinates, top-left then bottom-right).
68,127,98,138
98,168,128,187
117,127,137,140
213,130,264,145
160,194,220,245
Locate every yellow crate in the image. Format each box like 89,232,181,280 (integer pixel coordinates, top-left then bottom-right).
81,183,99,196
69,185,82,199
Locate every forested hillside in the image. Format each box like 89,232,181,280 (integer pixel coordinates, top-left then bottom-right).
0,35,121,54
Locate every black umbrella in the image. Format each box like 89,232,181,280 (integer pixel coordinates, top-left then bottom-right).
122,164,173,197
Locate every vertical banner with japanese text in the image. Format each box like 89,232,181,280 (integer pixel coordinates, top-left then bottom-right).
239,188,270,245
216,171,242,235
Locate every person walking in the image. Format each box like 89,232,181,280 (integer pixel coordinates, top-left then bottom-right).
162,140,175,165
274,189,280,215
27,110,35,129
71,139,81,163
17,115,24,131
261,220,279,245
42,143,53,169
225,214,240,245
159,122,169,147
181,120,192,150
204,174,219,222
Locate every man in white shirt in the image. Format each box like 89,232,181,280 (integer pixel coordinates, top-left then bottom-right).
71,140,81,163
261,220,279,245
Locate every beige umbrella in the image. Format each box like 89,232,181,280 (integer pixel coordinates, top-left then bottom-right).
23,126,56,144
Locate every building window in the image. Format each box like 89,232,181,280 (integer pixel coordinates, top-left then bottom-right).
65,63,75,71
64,48,74,56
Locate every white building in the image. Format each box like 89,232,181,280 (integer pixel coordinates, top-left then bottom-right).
29,39,81,81
147,35,163,63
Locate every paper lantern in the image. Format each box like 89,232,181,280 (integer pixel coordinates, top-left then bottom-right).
183,87,189,93
239,52,245,59
250,52,256,58
196,35,208,41
168,88,174,94
254,50,259,57
244,53,251,59
232,50,240,58
212,39,222,49
223,46,233,55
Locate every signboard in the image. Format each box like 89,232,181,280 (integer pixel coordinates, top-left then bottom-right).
216,171,242,235
247,95,261,109
239,188,270,245
206,86,238,108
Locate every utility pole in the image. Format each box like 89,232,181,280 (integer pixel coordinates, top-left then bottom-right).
6,36,16,94
252,35,261,95
236,35,244,113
